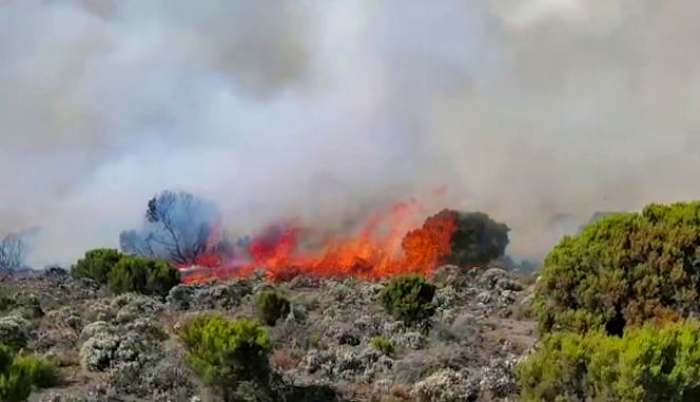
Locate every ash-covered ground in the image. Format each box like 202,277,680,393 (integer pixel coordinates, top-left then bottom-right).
1,265,535,402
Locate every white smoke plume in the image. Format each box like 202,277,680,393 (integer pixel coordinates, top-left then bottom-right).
2,0,700,267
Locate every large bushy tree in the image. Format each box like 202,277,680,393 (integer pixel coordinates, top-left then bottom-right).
535,201,700,335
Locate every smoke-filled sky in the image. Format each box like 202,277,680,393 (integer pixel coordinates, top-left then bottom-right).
2,0,700,267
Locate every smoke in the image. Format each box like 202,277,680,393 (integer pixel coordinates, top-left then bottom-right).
2,0,700,267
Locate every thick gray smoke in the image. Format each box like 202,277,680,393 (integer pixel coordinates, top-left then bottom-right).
2,0,700,267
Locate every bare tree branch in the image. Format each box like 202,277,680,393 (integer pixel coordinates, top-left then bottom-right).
121,191,220,265
0,233,26,274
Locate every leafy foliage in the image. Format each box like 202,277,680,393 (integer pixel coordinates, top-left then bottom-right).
370,336,395,356
255,290,291,326
108,256,180,297
0,344,58,402
178,314,271,399
518,321,700,402
381,275,436,325
535,201,700,334
71,248,123,284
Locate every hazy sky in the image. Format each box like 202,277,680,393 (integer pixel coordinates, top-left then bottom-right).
2,0,700,267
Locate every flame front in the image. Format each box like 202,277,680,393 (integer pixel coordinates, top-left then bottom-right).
182,201,459,283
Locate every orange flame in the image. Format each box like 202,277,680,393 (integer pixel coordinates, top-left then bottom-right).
182,201,458,283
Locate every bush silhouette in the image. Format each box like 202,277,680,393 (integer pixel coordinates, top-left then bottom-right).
518,321,700,402
178,314,271,400
71,248,123,284
381,275,436,325
108,256,180,297
255,290,291,326
0,344,58,402
448,210,510,266
535,201,700,335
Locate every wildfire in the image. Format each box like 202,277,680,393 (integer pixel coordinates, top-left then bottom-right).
182,201,460,283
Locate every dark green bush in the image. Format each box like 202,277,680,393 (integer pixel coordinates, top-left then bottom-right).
535,201,700,335
108,256,180,297
448,210,510,266
518,321,700,402
71,248,123,284
0,344,58,402
381,275,436,325
370,336,395,356
255,290,290,326
178,314,271,400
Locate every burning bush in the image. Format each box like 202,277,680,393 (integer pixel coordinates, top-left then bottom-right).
402,209,509,269
381,275,436,326
72,248,124,284
255,290,291,326
0,343,58,402
108,256,180,297
535,201,700,335
178,314,271,400
175,200,511,284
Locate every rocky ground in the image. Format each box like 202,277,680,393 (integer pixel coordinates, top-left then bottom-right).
0,265,536,402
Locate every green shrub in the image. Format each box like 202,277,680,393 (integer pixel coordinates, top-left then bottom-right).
108,256,180,297
0,344,58,402
381,275,436,325
535,201,700,335
71,248,124,284
370,336,395,356
178,314,271,400
518,321,700,402
255,290,290,326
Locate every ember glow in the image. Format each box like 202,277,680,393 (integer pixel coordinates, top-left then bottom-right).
182,201,460,283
